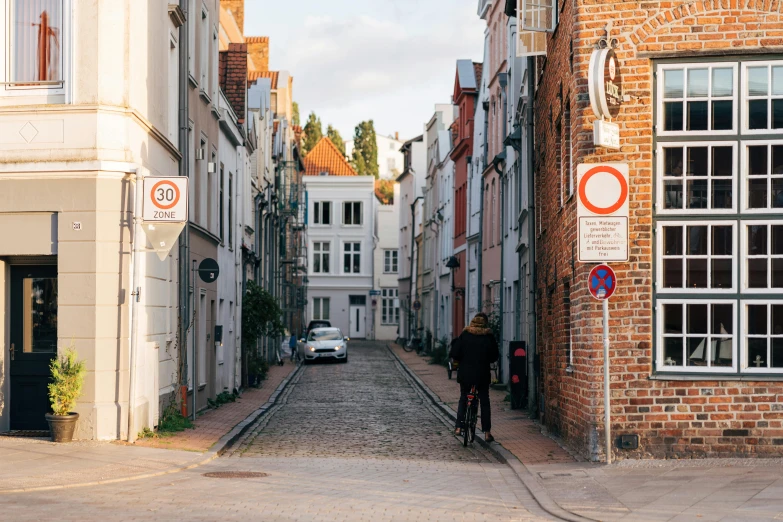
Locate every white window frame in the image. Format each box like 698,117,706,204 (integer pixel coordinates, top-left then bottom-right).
740,299,783,374
656,62,738,137
656,299,738,373
740,140,783,213
211,26,218,105
656,221,737,294
0,0,71,103
312,297,330,321
312,241,330,274
313,201,331,226
384,249,398,274
342,201,363,226
199,3,208,98
741,60,783,135
381,288,399,325
740,220,783,293
343,241,361,274
168,30,179,146
187,0,196,83
656,142,738,215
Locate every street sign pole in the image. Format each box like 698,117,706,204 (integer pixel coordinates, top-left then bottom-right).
603,296,611,465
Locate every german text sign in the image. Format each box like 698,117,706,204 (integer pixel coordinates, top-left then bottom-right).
577,163,629,262
143,177,188,222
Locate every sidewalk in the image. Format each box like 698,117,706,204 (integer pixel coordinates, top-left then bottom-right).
390,343,783,522
0,360,297,494
135,360,296,452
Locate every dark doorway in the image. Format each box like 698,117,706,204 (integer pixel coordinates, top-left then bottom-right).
10,265,58,430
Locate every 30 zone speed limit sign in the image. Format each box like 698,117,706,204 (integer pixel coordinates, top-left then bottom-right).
143,177,188,222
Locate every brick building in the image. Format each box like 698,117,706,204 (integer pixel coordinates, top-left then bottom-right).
533,0,783,460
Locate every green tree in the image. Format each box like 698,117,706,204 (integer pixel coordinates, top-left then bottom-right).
351,120,379,177
301,112,323,156
326,125,346,157
292,102,300,126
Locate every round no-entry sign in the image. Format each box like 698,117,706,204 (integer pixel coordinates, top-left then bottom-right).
588,264,617,300
578,165,628,215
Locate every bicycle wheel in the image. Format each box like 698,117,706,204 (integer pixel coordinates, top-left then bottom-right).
462,403,473,447
402,340,414,352
469,403,478,443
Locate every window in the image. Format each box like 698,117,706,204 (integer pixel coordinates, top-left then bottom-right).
343,202,362,225
313,201,331,225
659,301,736,371
387,158,396,172
313,298,330,321
744,62,783,132
211,28,218,103
343,242,361,274
168,32,178,145
313,242,330,274
228,173,233,249
743,302,783,372
743,143,783,211
654,58,783,374
384,250,398,273
382,288,399,325
219,164,224,242
200,5,208,92
564,101,573,199
188,0,196,79
658,64,737,134
208,151,216,231
658,143,736,212
742,222,783,291
1,0,66,98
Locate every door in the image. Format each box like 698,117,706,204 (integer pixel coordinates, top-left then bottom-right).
349,295,366,339
10,265,58,431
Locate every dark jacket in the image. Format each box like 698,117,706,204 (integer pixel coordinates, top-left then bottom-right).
449,326,499,386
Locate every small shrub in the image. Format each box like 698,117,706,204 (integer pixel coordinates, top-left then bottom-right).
138,427,156,439
428,336,451,367
48,346,86,416
157,404,193,436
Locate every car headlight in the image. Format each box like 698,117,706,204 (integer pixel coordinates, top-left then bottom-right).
334,345,343,351
308,346,316,352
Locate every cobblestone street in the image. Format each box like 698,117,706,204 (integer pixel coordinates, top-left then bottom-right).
0,342,551,521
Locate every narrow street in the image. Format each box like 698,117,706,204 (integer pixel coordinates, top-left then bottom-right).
0,342,551,521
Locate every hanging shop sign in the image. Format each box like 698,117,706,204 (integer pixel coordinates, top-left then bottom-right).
593,119,620,150
588,48,623,120
577,163,629,263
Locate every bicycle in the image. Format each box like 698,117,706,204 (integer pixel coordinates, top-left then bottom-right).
402,336,421,353
460,384,479,447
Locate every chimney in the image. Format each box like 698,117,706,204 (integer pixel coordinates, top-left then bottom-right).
395,131,399,141
220,0,244,34
219,43,248,123
246,36,269,72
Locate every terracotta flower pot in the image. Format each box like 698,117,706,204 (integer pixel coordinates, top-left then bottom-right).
45,412,79,443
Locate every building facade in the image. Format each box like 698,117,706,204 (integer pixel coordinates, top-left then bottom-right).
372,184,401,341
304,138,375,339
533,0,783,460
346,133,405,181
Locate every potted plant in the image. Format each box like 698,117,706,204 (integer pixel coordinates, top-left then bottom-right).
46,346,86,442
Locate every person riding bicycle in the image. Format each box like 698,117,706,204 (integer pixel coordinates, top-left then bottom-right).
289,331,298,362
449,312,499,443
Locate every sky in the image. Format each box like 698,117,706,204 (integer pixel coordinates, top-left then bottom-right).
244,0,486,143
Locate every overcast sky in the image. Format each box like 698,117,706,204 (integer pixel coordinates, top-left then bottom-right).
244,0,486,142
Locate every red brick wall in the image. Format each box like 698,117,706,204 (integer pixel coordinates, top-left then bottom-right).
219,43,248,123
535,0,783,460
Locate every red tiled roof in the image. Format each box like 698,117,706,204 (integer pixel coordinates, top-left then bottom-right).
245,36,269,43
248,70,278,88
302,137,357,177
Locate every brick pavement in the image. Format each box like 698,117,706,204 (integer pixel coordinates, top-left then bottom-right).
135,360,296,452
389,343,574,466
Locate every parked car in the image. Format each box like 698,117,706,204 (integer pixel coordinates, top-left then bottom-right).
305,320,331,336
300,327,349,364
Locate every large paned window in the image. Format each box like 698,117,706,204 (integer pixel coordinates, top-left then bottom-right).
1,0,67,99
384,250,398,273
313,201,331,225
343,202,362,225
313,298,330,321
382,288,399,325
655,58,783,374
343,242,361,274
313,241,330,274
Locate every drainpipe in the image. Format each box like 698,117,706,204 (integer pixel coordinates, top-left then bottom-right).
493,158,505,384
408,197,421,339
526,56,538,417
465,156,472,327
177,0,190,417
127,168,143,442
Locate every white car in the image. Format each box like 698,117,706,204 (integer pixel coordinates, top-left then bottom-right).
300,327,349,364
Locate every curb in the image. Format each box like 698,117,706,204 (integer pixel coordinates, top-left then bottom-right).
387,345,596,522
1,364,304,495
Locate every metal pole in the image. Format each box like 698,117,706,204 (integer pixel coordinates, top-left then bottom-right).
603,297,611,465
127,168,142,442
192,260,197,421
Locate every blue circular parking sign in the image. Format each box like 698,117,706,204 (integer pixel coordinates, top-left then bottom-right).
588,265,616,300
